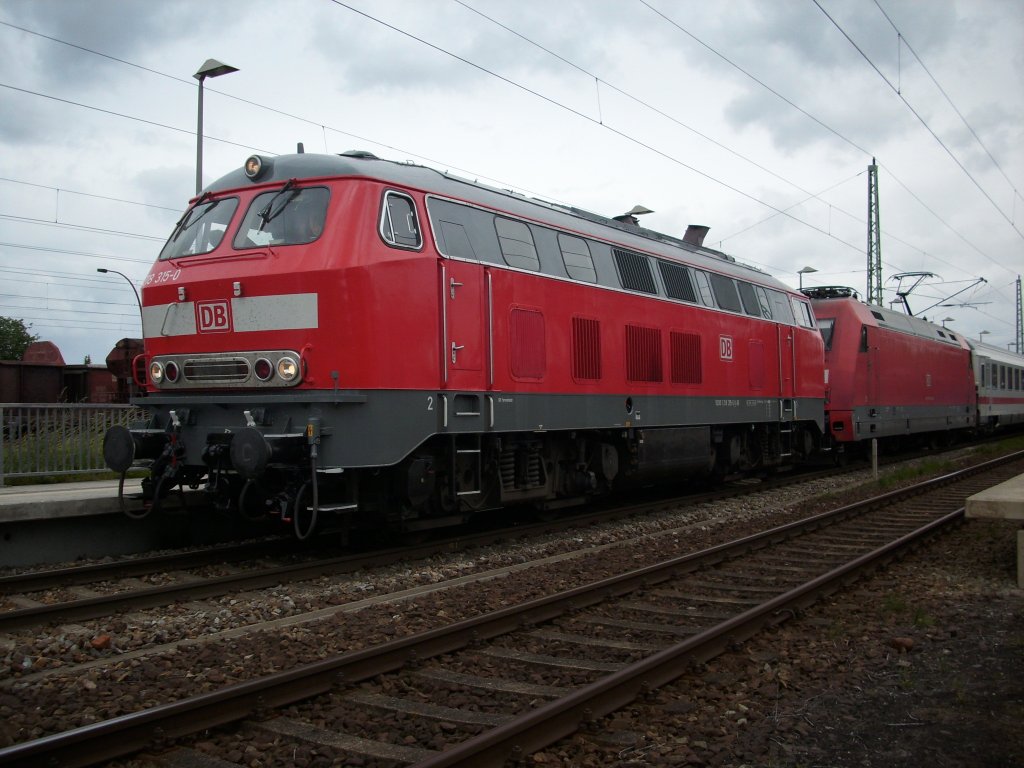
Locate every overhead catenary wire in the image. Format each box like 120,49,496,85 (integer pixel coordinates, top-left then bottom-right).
637,0,1003,270
448,0,937,305
811,0,1024,247
0,8,1005,277
0,5,1018,347
870,0,1023,205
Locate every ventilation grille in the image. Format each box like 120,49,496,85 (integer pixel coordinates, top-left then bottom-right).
613,248,657,294
748,340,765,389
659,261,697,302
670,332,701,384
626,325,662,382
183,357,249,382
572,317,601,380
510,308,546,379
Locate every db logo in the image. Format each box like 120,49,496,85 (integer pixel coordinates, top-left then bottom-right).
197,300,231,333
719,335,734,361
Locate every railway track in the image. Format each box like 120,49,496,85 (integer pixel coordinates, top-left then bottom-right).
0,463,854,632
2,449,1019,768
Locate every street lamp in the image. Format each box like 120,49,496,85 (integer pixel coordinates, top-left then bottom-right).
194,58,239,195
798,266,818,290
978,330,991,343
941,317,954,328
97,268,144,337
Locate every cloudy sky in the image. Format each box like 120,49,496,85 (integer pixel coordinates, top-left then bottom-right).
1,0,1021,367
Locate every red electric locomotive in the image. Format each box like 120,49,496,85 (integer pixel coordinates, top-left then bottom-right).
805,287,977,449
104,151,826,536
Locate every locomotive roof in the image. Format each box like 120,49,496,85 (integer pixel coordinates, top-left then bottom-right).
808,292,970,349
969,339,1024,365
203,151,793,294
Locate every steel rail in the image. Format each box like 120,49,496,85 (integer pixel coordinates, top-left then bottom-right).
0,450,1018,768
411,505,966,767
0,537,296,593
0,464,850,630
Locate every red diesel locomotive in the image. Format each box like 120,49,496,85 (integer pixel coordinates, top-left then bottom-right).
103,151,827,536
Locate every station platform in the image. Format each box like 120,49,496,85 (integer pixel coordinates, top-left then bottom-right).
0,479,141,522
0,480,252,569
966,473,1024,587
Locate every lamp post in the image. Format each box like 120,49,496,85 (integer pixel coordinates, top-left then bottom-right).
941,317,954,328
798,266,818,290
978,330,991,343
97,268,144,337
194,58,239,195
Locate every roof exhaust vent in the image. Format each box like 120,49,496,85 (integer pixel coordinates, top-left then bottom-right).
612,205,654,226
683,225,710,247
297,142,305,154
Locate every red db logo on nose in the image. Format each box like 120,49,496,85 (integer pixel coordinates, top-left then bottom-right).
197,300,231,333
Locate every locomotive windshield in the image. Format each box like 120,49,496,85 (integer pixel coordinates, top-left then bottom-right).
159,197,239,260
234,186,330,248
818,317,836,350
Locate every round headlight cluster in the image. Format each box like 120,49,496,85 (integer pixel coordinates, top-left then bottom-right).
148,360,179,385
277,356,299,381
253,357,273,382
244,155,272,180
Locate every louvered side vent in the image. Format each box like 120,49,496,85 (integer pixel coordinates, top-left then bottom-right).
571,316,601,380
626,324,662,382
659,261,697,302
613,248,657,294
748,339,765,389
670,331,702,384
510,308,546,379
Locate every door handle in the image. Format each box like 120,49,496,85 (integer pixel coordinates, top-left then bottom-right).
450,277,463,299
451,342,465,364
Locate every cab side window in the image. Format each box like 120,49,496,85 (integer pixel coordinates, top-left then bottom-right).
380,191,422,249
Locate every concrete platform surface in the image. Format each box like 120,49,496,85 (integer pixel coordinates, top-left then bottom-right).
0,479,142,522
965,473,1024,520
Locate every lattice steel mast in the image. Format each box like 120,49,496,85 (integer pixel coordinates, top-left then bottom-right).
1016,275,1023,354
867,158,883,306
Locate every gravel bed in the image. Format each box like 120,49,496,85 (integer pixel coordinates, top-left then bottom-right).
2,445,1020,761
1,467,873,680
529,517,1023,767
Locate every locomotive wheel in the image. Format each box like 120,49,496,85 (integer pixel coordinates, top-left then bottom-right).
292,482,318,541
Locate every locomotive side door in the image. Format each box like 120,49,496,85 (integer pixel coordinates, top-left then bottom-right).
778,324,795,400
440,259,486,390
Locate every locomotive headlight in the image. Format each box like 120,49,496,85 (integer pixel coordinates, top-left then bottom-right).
149,360,165,384
164,361,180,383
254,357,274,381
277,356,299,381
244,155,271,180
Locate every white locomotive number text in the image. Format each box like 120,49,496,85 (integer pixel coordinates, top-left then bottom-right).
145,268,182,286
